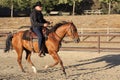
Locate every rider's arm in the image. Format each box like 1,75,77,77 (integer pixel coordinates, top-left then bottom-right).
30,11,44,27
43,18,50,25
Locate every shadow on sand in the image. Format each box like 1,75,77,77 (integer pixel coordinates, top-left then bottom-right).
37,54,120,77
66,54,120,77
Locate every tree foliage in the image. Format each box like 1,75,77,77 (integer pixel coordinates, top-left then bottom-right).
0,0,120,16
0,0,40,10
99,0,120,14
58,0,82,5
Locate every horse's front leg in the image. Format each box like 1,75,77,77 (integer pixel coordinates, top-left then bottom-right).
45,51,66,75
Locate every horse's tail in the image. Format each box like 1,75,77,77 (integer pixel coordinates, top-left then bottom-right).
4,32,13,52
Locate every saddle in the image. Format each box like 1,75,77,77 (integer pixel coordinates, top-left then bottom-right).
22,27,48,40
22,27,49,54
22,30,36,40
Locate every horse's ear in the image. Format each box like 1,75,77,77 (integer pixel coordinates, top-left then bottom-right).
67,20,70,22
70,20,73,24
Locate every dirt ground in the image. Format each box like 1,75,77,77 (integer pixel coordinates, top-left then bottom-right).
0,49,120,80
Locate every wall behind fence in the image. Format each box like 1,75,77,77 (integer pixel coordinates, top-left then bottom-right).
0,15,120,29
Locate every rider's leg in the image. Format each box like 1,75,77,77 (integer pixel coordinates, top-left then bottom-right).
32,27,43,54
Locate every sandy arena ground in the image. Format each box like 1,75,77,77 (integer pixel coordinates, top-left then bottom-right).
0,49,120,80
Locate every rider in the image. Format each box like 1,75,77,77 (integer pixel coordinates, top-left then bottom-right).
30,1,50,57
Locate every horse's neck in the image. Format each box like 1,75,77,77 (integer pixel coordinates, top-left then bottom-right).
55,26,67,41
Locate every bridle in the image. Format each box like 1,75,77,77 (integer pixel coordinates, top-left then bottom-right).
67,23,76,39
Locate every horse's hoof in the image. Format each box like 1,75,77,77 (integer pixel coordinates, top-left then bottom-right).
22,70,26,73
33,70,37,74
64,72,67,77
61,72,67,76
44,65,49,69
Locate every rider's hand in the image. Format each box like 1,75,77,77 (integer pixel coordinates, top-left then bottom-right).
47,21,53,25
49,21,53,24
43,23,49,27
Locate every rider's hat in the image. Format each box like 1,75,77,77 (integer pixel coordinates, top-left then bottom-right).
33,1,42,8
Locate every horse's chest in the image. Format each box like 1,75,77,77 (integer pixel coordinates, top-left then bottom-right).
46,40,59,49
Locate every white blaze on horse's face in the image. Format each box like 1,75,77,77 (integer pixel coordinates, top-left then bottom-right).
67,23,80,43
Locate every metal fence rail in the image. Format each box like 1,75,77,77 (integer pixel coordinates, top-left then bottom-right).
0,29,120,53
79,34,120,53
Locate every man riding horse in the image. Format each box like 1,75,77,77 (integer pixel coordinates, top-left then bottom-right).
30,1,50,57
4,1,80,75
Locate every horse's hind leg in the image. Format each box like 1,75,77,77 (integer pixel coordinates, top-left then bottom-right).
25,49,37,73
15,48,25,72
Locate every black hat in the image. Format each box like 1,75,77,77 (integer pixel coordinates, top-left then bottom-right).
33,1,42,8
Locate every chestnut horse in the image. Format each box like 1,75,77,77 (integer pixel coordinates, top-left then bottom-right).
4,21,80,75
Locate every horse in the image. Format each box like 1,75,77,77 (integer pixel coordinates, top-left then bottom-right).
4,21,80,75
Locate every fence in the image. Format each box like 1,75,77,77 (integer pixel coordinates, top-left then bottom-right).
78,27,120,41
84,10,103,15
0,28,120,53
79,34,120,53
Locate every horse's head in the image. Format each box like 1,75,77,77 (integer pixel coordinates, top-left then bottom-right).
49,21,80,43
66,22,80,43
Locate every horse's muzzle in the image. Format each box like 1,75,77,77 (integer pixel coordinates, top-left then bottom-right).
74,37,80,43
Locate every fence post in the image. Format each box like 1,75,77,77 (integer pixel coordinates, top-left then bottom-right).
107,27,110,41
81,28,83,41
98,35,100,53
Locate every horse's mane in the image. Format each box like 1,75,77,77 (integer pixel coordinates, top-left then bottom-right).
49,21,69,32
